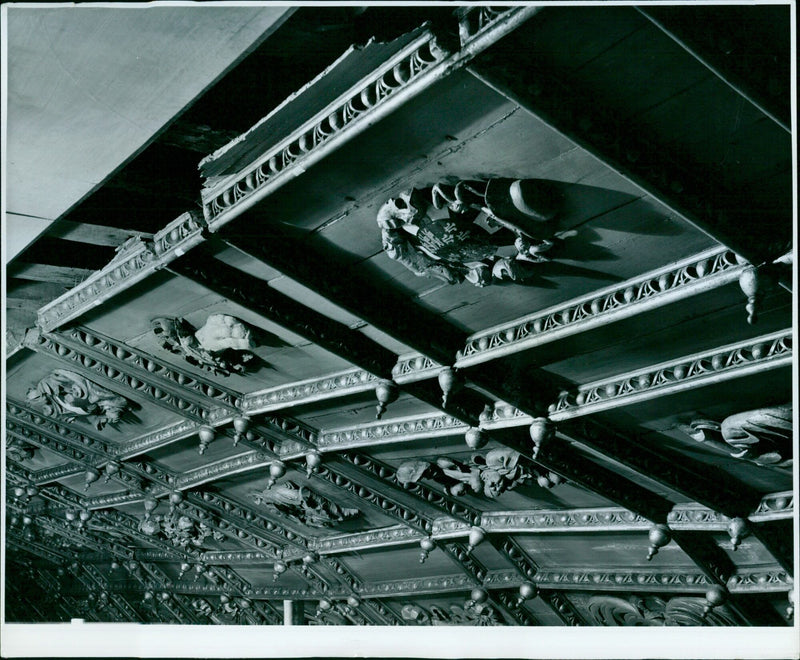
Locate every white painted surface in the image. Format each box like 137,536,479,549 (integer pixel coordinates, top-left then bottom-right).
3,5,293,261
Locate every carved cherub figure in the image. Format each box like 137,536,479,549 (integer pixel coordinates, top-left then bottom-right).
26,369,128,430
684,404,792,467
151,313,257,376
377,178,561,287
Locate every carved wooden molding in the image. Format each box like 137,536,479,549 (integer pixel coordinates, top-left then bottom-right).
341,452,483,527
318,413,466,450
118,419,201,458
7,400,202,464
20,564,793,607
30,326,240,423
312,525,424,554
391,353,443,384
6,533,69,565
313,464,434,534
727,569,793,592
550,329,792,420
240,356,444,416
202,8,536,227
202,29,447,218
241,368,377,414
37,212,207,333
751,492,794,520
190,491,307,551
176,450,270,489
24,330,224,424
457,248,742,367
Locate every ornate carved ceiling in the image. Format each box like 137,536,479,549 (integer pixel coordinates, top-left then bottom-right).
3,3,796,653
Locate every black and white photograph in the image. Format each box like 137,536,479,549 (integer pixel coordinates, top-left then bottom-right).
1,2,797,657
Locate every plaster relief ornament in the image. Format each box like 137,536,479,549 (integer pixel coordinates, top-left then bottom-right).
377,178,561,287
586,595,738,626
400,602,501,626
396,448,534,498
139,510,224,550
251,481,360,528
26,369,129,430
683,404,792,467
151,313,260,376
6,438,36,463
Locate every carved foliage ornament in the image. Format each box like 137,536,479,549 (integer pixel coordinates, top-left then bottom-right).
377,178,561,287
6,438,36,463
251,481,360,528
400,602,502,626
139,510,224,550
26,370,129,430
396,448,539,498
684,404,792,467
586,595,738,626
151,314,259,376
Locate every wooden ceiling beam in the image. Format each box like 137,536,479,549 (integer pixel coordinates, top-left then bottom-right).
466,46,791,266
488,535,588,626
9,263,95,286
549,329,791,422
439,541,532,626
635,6,790,133
46,220,154,247
213,223,776,535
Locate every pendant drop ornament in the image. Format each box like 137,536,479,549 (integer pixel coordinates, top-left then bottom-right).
232,417,250,446
465,427,488,450
198,427,215,455
701,585,728,620
437,367,461,407
529,418,554,458
84,468,101,491
419,537,436,563
517,582,538,605
266,461,286,488
737,262,760,325
467,526,486,553
305,451,322,477
646,524,671,560
374,379,399,420
727,517,749,551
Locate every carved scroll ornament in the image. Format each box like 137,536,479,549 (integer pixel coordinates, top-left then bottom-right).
26,370,129,430
251,481,360,528
377,178,560,287
396,448,533,498
586,595,738,626
151,314,258,376
684,404,792,467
